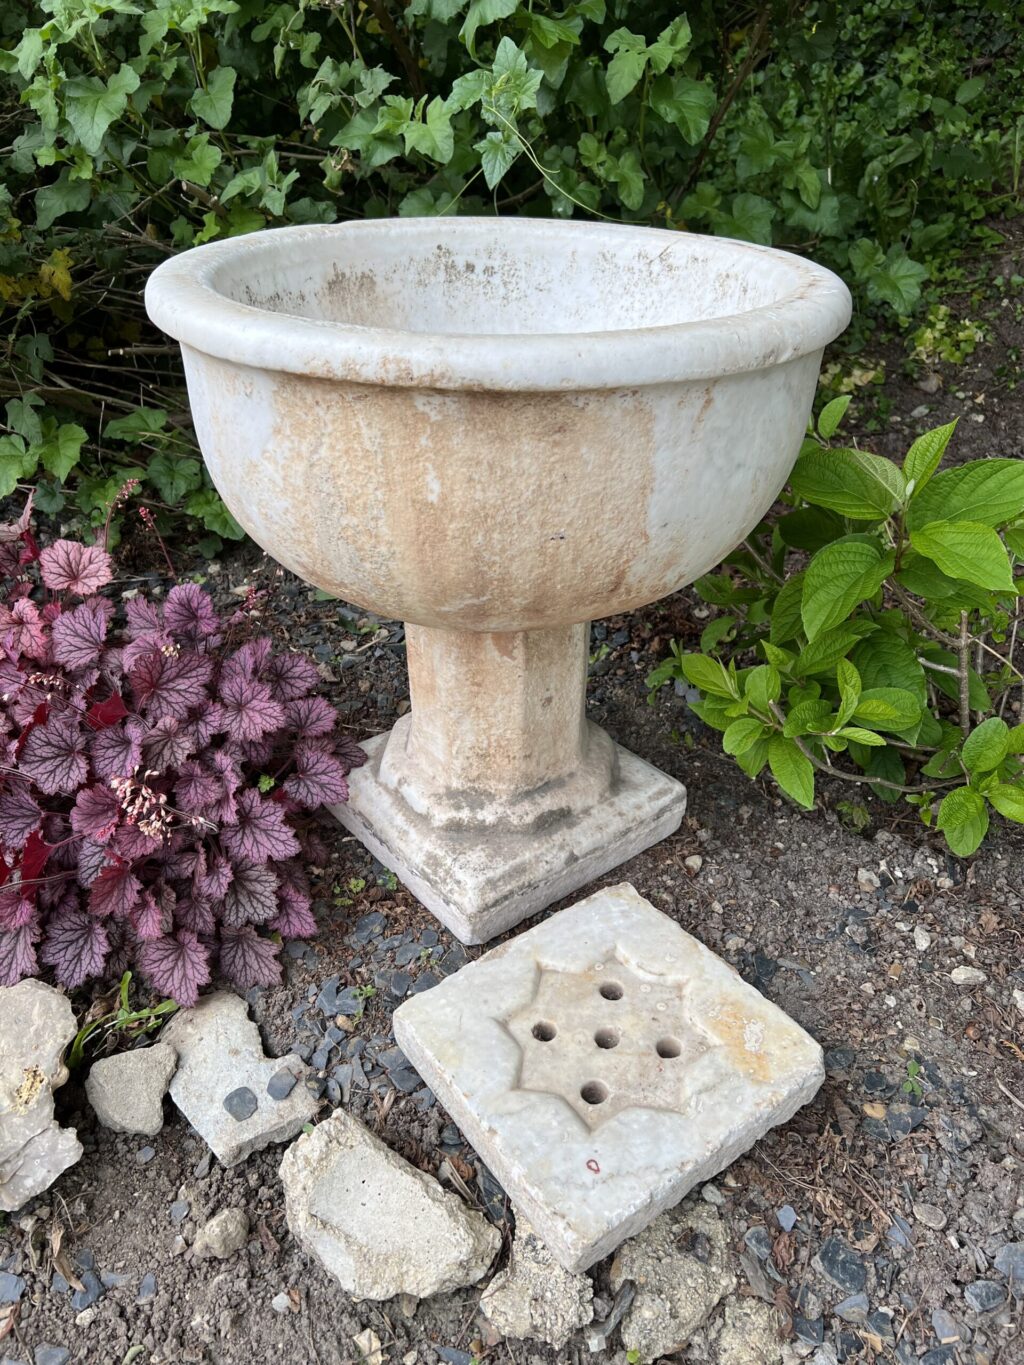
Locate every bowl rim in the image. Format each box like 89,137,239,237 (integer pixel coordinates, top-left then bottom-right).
144,218,852,391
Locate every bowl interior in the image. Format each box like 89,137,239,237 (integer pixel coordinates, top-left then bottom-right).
208,221,811,337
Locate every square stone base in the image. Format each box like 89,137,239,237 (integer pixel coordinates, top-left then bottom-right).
393,883,824,1271
329,731,686,945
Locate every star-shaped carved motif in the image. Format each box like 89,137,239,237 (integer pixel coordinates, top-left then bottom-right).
501,954,718,1130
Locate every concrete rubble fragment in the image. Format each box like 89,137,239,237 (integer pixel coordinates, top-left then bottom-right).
162,991,315,1166
85,1042,177,1137
0,981,82,1212
280,1109,499,1301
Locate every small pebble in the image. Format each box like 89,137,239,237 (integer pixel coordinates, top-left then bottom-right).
835,1291,869,1322
950,966,987,986
776,1204,798,1232
137,1273,157,1303
914,1203,947,1231
271,1291,292,1314
685,855,703,874
700,1183,723,1206
223,1086,258,1121
70,1270,103,1311
931,1308,962,1344
267,1068,298,1101
913,926,932,951
169,1199,190,1226
34,1348,70,1365
135,1146,156,1165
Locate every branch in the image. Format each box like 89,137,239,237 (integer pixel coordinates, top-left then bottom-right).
958,611,971,738
365,0,425,100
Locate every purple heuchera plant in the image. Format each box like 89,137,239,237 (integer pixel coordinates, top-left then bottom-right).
0,502,364,1005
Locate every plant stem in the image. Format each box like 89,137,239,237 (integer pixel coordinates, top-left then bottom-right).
958,610,971,738
742,537,785,585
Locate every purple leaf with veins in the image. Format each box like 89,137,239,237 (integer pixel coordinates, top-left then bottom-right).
137,930,211,1007
51,600,110,670
124,596,163,638
70,784,120,843
284,695,336,739
130,648,213,722
261,651,320,701
163,583,220,641
0,786,42,849
90,720,143,781
216,673,285,742
89,861,142,919
284,741,349,808
0,923,39,985
221,861,279,927
40,907,109,987
219,925,282,990
222,790,299,863
39,540,113,596
130,890,166,940
21,714,88,794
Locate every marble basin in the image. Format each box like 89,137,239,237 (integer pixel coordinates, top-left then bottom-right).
145,219,851,943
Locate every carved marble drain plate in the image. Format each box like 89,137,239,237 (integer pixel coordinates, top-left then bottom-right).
394,883,824,1271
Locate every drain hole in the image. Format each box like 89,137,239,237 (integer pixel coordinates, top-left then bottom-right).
599,981,623,1001
532,1021,556,1042
656,1037,682,1058
580,1081,608,1105
594,1028,620,1050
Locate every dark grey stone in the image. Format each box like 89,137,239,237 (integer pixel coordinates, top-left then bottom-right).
815,1233,867,1294
436,1350,473,1365
70,1270,103,1310
441,1123,461,1145
334,987,366,1015
223,1087,258,1121
169,1200,189,1226
743,1227,772,1260
389,1067,422,1094
793,1316,823,1346
994,1242,1024,1296
100,1271,131,1289
311,1045,332,1071
408,970,441,995
50,1272,69,1296
420,929,438,947
824,1048,856,1074
835,1291,869,1322
388,970,412,998
963,1280,1006,1313
0,1273,25,1304
394,943,421,967
137,1272,157,1303
267,1067,299,1101
930,1308,963,1344
325,1078,341,1106
315,976,341,1013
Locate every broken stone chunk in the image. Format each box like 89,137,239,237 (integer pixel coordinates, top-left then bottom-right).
223,1087,258,1122
478,1216,593,1348
0,980,82,1212
85,1042,177,1137
162,992,315,1166
280,1110,499,1301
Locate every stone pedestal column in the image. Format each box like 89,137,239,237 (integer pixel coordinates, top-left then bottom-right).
333,621,687,944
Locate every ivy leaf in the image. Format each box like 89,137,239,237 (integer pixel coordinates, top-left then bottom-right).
987,783,1024,822
475,129,519,188
461,0,518,56
908,459,1024,531
185,489,245,539
404,96,455,163
961,717,1010,774
137,930,211,1007
146,453,201,505
767,735,815,809
190,66,237,130
63,64,140,156
936,786,989,857
903,420,957,494
603,28,648,103
173,134,222,187
719,192,774,244
0,435,37,497
37,423,86,482
909,521,1014,592
648,74,714,143
801,541,893,641
790,447,904,519
105,407,169,440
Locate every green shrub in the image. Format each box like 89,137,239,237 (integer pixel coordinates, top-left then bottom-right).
647,401,1024,857
1,1,1020,543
